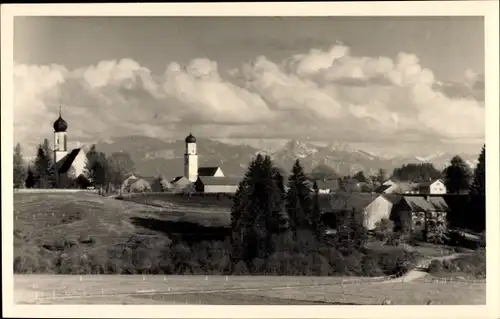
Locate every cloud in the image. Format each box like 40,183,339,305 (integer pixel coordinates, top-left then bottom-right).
13,44,484,155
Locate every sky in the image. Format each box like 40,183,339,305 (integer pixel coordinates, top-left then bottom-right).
13,16,485,156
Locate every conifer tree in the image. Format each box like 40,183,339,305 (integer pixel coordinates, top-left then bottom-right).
13,143,26,188
470,144,485,196
310,181,325,244
25,166,36,188
286,159,312,239
34,142,56,188
230,154,284,265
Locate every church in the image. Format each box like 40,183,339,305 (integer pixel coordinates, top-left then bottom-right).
176,133,240,193
52,107,87,184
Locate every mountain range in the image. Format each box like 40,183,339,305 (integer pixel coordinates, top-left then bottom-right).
94,136,479,179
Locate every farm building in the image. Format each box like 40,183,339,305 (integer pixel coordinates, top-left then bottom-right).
315,179,340,193
374,181,418,194
170,176,193,192
194,176,241,193
318,192,378,230
390,195,449,242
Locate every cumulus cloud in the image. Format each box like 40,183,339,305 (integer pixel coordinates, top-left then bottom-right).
13,44,484,155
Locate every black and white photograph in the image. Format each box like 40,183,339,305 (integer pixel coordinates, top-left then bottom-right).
2,2,499,318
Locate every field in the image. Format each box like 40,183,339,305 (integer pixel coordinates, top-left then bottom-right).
14,192,230,270
15,274,486,305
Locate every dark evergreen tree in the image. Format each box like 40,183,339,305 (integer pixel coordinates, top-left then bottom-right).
286,159,312,239
443,155,472,194
25,166,36,188
13,143,26,188
34,142,56,188
470,144,485,196
230,154,284,265
310,181,325,244
353,171,367,183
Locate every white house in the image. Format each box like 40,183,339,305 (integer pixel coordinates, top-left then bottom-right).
363,194,402,230
417,179,447,194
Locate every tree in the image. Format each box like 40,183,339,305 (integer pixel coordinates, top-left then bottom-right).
308,163,338,181
13,143,26,188
470,144,485,196
376,169,387,184
230,154,284,265
107,152,135,187
443,155,472,194
84,145,109,191
310,181,325,244
353,171,367,183
25,166,36,188
286,159,313,239
392,163,442,182
34,141,56,188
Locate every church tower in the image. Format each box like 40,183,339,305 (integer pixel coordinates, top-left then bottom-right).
184,133,198,182
53,105,68,165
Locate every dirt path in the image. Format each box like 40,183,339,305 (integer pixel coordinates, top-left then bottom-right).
380,253,463,284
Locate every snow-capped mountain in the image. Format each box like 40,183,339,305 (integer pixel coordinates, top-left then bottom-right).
94,136,480,178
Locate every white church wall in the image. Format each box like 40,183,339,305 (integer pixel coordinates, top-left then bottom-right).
71,150,88,177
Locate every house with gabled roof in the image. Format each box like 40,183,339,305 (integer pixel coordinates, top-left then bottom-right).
416,179,447,194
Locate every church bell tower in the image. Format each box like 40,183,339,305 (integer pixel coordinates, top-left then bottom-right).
53,105,68,165
184,133,198,182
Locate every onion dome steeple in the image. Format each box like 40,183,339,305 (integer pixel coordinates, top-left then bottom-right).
185,133,196,143
53,105,68,132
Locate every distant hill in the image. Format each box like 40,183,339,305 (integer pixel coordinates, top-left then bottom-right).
95,135,479,179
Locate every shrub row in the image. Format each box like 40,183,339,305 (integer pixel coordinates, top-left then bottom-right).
15,233,419,277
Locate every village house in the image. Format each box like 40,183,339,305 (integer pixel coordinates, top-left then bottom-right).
363,194,402,230
415,179,447,194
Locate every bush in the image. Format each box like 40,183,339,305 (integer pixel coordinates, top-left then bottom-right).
375,247,418,276
373,218,394,241
428,260,443,274
362,254,384,277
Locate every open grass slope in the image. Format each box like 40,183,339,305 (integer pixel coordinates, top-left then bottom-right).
14,192,230,270
15,274,485,305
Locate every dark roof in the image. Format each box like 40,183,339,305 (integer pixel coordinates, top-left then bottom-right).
197,176,241,186
316,179,340,190
318,192,378,213
428,196,449,211
381,194,403,204
57,149,81,173
185,133,196,143
198,167,221,177
401,196,435,212
53,115,68,132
